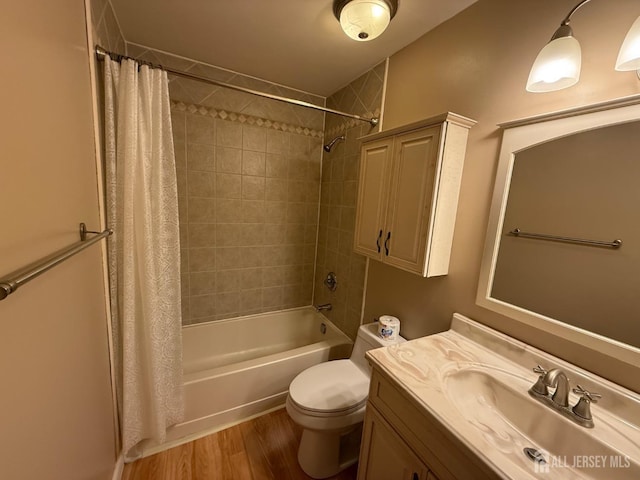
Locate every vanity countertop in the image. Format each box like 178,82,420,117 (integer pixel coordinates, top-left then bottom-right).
366,314,640,480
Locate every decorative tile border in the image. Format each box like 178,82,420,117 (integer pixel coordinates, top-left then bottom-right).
325,107,382,138
170,100,325,138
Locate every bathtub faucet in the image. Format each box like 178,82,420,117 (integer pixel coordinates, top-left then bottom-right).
314,303,332,312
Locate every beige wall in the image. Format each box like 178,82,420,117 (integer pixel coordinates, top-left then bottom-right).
0,0,116,479
314,63,386,340
365,0,640,393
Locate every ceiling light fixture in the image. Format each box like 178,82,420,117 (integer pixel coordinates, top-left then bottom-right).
333,0,398,42
527,0,640,93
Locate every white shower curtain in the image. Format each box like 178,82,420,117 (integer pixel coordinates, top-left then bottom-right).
103,56,184,460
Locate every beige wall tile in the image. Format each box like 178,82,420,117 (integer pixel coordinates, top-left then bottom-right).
216,247,242,270
263,223,287,245
187,114,215,144
242,200,265,223
266,130,289,154
190,294,217,318
266,153,288,178
242,176,265,200
242,125,267,152
215,269,241,293
189,223,216,248
188,197,216,223
216,173,242,199
216,146,242,174
240,224,265,246
265,178,288,202
262,286,283,308
216,120,242,148
240,246,264,268
263,266,285,287
286,203,307,224
190,272,217,296
188,170,215,197
188,143,216,172
284,223,306,245
189,247,216,272
215,291,240,315
263,246,288,267
287,181,307,203
241,268,263,290
242,150,266,176
216,199,243,223
241,288,263,311
174,141,186,170
216,223,243,247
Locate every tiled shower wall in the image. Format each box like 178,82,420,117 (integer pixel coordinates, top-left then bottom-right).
89,0,126,56
313,62,386,340
127,44,325,324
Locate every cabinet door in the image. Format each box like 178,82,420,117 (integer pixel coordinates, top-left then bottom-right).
384,126,441,275
354,138,393,258
358,405,428,480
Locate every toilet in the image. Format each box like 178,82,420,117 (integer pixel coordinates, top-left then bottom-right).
286,322,406,479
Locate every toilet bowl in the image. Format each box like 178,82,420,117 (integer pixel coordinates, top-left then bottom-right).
285,322,405,479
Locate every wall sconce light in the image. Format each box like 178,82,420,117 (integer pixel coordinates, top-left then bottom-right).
333,0,398,41
527,0,640,92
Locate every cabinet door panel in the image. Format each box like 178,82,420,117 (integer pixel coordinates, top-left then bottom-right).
358,405,428,480
384,127,441,275
354,139,392,258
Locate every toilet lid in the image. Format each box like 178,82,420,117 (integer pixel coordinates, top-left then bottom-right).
288,360,369,414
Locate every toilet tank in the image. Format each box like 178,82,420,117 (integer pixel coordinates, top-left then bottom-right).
350,322,406,374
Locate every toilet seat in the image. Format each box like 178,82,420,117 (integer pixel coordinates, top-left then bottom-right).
288,359,369,417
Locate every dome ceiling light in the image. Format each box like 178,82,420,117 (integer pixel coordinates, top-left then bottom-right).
333,0,398,42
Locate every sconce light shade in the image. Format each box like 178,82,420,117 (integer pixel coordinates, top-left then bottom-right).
526,35,582,92
334,0,395,41
616,16,640,71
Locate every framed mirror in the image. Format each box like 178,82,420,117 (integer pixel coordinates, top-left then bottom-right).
477,96,640,367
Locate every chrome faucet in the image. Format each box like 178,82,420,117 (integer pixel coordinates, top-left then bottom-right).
314,303,332,312
529,365,601,428
543,368,570,407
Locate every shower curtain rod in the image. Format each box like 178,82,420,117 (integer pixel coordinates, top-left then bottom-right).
95,46,379,127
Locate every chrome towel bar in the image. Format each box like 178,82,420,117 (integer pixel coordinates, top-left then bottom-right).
509,228,622,249
0,223,112,301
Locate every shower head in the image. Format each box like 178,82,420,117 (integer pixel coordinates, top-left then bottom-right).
323,135,345,153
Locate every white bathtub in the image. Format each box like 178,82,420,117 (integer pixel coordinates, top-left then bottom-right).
143,307,353,455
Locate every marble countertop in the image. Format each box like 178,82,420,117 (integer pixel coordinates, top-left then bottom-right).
366,313,640,480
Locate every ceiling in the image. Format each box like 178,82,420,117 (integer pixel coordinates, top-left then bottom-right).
110,0,477,97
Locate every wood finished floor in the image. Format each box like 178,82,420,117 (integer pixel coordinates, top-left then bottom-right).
122,408,359,480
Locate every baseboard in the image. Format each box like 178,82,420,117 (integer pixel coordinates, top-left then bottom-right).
140,394,287,457
111,453,124,480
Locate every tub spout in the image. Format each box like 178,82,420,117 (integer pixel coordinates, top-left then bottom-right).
314,303,332,312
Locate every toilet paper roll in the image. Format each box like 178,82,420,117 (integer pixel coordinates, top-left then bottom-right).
378,315,400,341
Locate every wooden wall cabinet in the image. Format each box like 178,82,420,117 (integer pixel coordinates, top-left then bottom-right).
354,113,475,277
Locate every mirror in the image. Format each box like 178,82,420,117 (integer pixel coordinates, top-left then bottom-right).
477,97,640,366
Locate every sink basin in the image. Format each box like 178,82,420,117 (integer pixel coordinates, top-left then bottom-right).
443,365,640,480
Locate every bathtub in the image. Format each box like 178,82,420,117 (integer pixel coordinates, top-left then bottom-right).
143,306,353,455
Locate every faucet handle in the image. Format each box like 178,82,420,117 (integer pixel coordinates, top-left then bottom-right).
533,365,547,376
573,385,602,403
530,365,549,395
572,385,601,425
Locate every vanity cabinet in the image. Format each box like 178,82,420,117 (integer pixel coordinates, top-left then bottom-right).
358,367,499,480
358,405,431,480
354,113,475,277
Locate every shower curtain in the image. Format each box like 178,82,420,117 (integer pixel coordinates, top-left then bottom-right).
103,56,184,460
